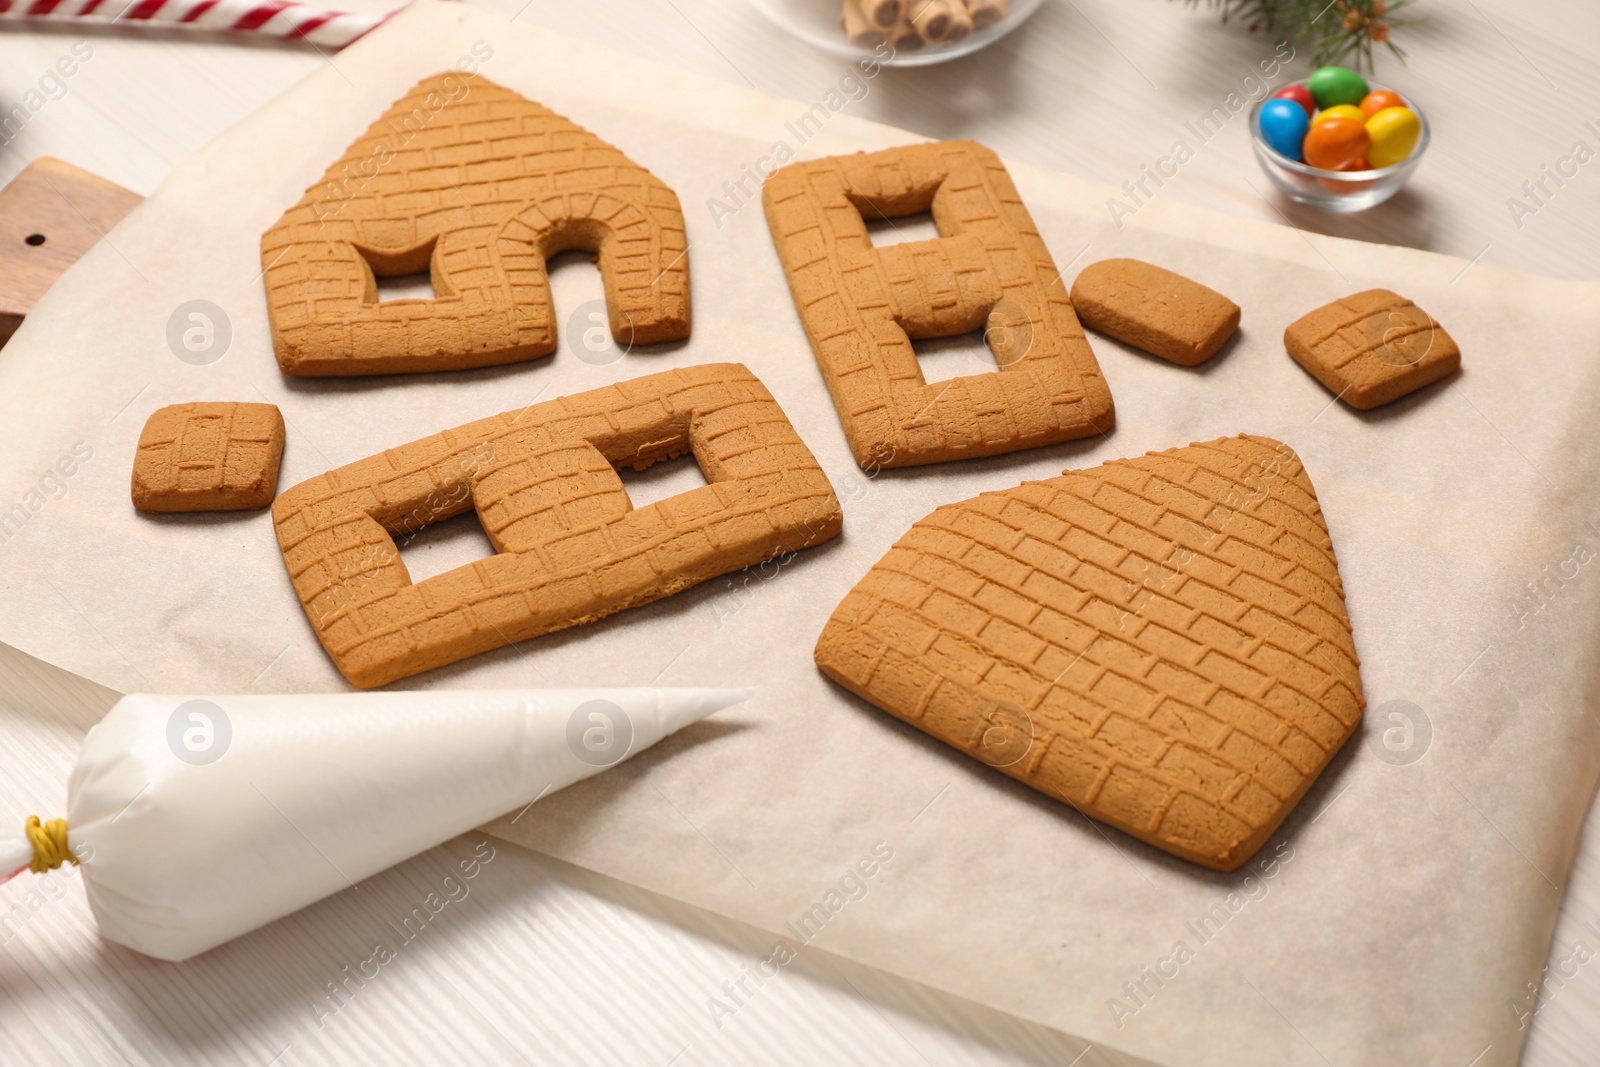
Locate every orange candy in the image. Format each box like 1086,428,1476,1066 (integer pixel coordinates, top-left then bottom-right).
1303,117,1370,171
1359,90,1406,118
1319,156,1374,193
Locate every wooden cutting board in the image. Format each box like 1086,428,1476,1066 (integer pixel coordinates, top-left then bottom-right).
0,157,142,347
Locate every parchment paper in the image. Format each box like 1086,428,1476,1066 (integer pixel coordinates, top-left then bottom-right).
1,5,1597,1063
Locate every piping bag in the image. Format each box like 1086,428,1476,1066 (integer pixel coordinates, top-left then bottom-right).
0,687,751,961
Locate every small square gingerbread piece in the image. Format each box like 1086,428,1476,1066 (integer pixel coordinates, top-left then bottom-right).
132,402,285,513
1284,289,1460,410
1070,258,1240,367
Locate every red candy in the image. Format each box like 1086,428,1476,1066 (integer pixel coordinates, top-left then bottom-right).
1303,117,1370,171
1270,84,1316,118
1359,90,1406,119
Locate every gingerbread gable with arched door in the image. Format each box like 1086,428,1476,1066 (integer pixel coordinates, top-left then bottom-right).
260,73,690,376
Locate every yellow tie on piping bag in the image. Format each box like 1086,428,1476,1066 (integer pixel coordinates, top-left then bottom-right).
23,816,77,874
1,688,751,960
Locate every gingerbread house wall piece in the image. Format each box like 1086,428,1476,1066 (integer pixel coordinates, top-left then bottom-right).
762,140,1114,469
273,363,841,687
131,402,285,513
814,435,1363,871
1284,289,1461,410
261,74,691,377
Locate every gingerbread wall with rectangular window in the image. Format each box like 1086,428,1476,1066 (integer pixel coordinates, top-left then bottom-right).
762,140,1114,468
272,363,840,687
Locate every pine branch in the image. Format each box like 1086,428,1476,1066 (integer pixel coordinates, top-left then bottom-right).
1177,0,1418,72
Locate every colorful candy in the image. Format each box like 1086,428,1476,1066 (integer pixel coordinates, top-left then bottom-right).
1257,70,1423,183
1303,116,1370,171
1365,105,1422,168
1259,99,1311,162
1312,104,1366,126
1359,89,1405,118
1270,84,1315,118
1308,65,1369,109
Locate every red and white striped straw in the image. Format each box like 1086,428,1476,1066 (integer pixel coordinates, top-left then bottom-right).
0,0,402,48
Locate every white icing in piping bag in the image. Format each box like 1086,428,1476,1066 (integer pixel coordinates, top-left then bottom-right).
5,687,751,961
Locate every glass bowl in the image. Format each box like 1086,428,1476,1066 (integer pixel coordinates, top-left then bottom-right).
1250,79,1430,212
747,0,1046,66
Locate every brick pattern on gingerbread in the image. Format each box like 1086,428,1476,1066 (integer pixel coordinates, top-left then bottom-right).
1070,258,1240,367
132,402,285,513
814,435,1363,871
1284,289,1459,410
761,140,1113,468
273,364,841,687
261,73,690,376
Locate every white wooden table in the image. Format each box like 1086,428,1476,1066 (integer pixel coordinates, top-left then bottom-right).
0,2,1597,1063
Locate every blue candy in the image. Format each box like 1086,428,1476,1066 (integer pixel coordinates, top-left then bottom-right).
1259,99,1310,162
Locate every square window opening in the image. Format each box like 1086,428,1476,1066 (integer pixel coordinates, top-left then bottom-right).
863,210,941,248
914,331,1000,385
396,509,497,583
615,451,710,510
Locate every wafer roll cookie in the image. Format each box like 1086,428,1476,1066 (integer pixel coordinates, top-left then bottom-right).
842,0,886,47
861,0,902,26
888,15,924,49
964,0,1006,30
908,0,954,41
944,3,973,40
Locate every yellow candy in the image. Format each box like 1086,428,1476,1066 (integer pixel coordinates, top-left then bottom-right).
1313,105,1366,126
1366,106,1421,168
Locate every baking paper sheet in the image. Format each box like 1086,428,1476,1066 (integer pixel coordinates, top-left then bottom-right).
1,5,1597,1063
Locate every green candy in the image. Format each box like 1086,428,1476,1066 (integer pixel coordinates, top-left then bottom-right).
1308,66,1369,109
